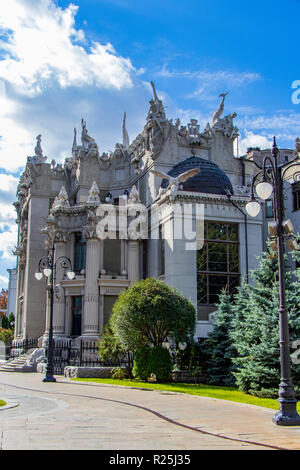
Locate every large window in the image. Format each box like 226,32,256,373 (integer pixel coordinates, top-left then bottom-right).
74,232,86,273
197,222,240,320
293,184,300,211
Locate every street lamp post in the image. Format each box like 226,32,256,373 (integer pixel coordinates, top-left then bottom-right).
245,137,300,426
35,243,75,383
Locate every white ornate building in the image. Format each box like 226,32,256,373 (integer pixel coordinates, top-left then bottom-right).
13,84,263,343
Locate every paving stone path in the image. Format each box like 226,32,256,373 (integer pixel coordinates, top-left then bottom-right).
0,372,299,450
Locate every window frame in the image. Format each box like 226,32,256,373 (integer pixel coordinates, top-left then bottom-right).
197,222,240,308
292,184,300,212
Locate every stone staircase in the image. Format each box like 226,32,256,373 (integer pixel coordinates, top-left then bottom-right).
0,349,37,372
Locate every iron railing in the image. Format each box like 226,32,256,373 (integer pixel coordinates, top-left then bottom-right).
8,337,39,359
2,337,132,374
50,339,132,375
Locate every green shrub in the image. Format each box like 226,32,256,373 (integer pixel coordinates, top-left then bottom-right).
7,313,15,330
0,328,14,345
148,346,173,382
1,316,9,330
132,345,173,383
132,345,152,381
111,367,126,380
111,278,196,351
98,324,128,364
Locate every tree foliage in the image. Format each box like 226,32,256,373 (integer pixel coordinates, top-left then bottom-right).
205,290,237,386
110,278,196,351
203,243,300,397
98,323,128,364
231,246,300,397
0,328,14,345
132,345,173,382
0,289,8,310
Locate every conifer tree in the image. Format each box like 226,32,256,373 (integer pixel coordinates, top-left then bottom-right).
205,290,236,386
231,245,300,397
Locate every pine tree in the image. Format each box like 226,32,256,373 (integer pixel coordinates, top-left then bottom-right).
205,290,236,386
231,244,300,397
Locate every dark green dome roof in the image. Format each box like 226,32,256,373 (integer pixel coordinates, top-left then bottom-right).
161,156,233,195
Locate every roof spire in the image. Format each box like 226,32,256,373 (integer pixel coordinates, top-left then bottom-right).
122,112,129,148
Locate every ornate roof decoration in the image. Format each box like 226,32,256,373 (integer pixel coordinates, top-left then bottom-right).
122,112,130,149
128,185,140,204
176,119,212,146
72,119,99,160
87,181,100,205
27,134,47,167
209,92,239,142
51,186,70,210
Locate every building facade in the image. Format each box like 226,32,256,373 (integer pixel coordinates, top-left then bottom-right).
13,85,264,343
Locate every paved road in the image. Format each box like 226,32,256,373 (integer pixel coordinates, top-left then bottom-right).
0,372,299,450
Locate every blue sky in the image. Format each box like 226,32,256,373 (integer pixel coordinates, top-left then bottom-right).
0,0,299,290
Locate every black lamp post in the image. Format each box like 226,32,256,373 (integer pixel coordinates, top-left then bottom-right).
35,243,75,383
245,137,300,426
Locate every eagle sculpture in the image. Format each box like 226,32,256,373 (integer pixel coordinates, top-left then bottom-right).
151,167,200,200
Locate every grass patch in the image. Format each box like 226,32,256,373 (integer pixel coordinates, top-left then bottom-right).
0,400,6,407
72,378,300,412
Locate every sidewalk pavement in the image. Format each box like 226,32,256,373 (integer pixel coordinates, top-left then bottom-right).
0,372,299,450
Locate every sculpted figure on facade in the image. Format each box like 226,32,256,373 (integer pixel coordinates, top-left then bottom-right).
151,167,200,201
63,157,78,203
79,119,99,159
209,93,239,141
83,207,98,239
128,185,140,204
87,181,100,205
129,132,146,171
146,81,169,160
210,92,229,127
99,151,112,169
51,186,70,210
293,137,300,157
26,135,47,178
177,119,212,146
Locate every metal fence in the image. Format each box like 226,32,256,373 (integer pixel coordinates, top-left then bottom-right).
2,337,132,374
7,337,39,359
50,339,132,375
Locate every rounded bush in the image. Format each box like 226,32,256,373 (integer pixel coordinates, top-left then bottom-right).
111,278,196,351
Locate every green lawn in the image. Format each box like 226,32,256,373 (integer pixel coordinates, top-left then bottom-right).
0,400,6,407
72,378,300,412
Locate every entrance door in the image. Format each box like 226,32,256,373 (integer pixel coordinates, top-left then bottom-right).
71,296,82,336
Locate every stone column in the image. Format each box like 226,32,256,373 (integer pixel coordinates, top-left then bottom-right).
53,240,67,337
82,236,101,337
127,240,140,284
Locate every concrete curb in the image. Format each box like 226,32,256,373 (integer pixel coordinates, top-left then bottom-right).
0,399,19,411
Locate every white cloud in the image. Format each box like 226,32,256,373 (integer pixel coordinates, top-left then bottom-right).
0,275,8,286
0,0,137,96
236,130,273,156
239,112,300,134
0,224,18,262
0,174,19,193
